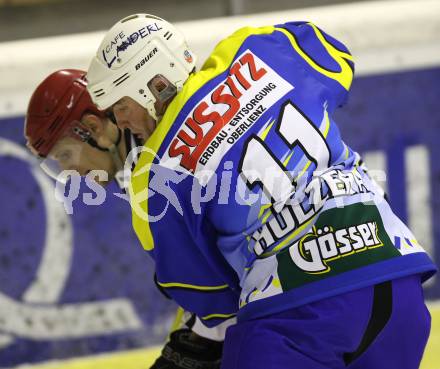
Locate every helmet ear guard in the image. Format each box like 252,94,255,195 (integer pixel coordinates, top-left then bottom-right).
86,14,197,121
148,74,177,103
148,74,177,117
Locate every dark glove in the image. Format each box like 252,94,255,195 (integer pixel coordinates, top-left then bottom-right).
150,328,223,369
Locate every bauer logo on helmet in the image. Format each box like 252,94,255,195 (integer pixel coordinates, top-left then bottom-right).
135,47,158,71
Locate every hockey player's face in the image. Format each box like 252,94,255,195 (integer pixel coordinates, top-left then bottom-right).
49,136,117,185
112,97,156,142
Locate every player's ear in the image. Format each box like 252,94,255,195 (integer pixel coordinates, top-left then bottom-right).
82,114,104,135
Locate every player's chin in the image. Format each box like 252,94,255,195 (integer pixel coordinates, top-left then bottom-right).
86,170,113,187
96,178,111,187
133,130,149,143
129,126,149,142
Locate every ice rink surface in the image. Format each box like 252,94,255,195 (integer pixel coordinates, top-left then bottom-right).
13,306,440,369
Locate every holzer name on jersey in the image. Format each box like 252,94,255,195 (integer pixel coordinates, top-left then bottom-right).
251,168,370,256
135,47,158,70
289,222,382,274
164,50,294,174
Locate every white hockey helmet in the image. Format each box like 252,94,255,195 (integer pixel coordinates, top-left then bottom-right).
87,14,197,120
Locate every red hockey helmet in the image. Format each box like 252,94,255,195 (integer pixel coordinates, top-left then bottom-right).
24,69,105,158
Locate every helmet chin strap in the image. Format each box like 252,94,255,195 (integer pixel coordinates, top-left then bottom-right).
107,140,124,171
86,128,124,171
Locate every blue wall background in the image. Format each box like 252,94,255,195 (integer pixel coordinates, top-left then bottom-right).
0,66,439,366
335,66,440,300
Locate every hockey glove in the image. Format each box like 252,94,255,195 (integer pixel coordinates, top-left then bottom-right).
150,328,223,369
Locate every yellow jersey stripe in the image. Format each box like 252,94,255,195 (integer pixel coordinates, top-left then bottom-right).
157,281,229,291
275,23,353,91
259,120,275,141
201,312,236,320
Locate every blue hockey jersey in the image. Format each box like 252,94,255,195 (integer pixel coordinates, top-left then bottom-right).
129,22,436,326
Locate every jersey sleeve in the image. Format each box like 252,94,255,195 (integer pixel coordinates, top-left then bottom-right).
139,164,239,327
274,21,354,110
